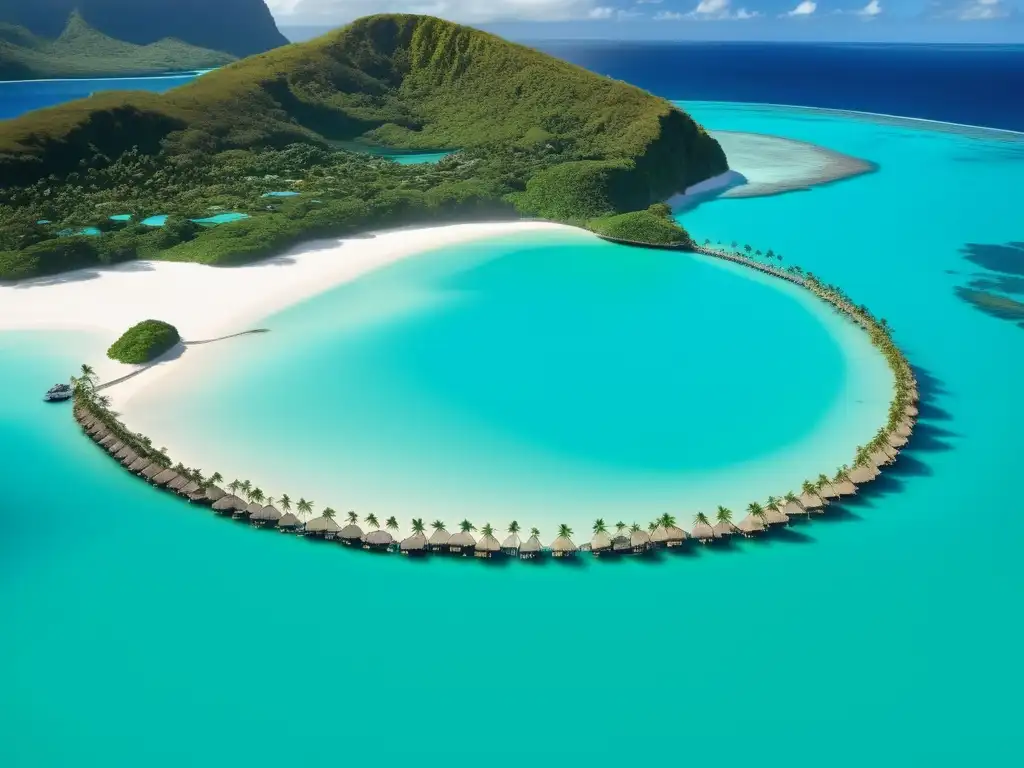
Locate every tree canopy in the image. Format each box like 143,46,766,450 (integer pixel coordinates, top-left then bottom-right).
106,319,180,364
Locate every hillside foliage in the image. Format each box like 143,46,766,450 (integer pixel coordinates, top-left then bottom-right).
0,14,726,279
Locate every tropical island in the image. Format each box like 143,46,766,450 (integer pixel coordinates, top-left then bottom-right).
0,13,726,280
0,0,286,79
107,320,180,364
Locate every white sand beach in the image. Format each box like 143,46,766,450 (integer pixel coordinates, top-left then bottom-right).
0,221,584,406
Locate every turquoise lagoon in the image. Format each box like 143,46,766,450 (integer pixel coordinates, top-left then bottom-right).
2,100,1024,768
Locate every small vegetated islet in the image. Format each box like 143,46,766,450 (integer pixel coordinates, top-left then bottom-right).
106,319,180,364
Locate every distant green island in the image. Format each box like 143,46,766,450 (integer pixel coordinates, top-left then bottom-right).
0,14,727,280
0,0,286,79
107,320,180,364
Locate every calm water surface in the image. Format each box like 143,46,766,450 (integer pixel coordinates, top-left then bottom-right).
2,89,1023,767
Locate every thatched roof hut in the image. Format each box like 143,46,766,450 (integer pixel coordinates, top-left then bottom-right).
869,449,891,467
152,469,178,487
119,452,139,467
630,529,651,552
551,535,577,557
590,530,612,555
904,405,918,418
833,479,857,496
212,495,246,515
896,421,913,438
178,481,201,497
712,521,736,538
848,466,877,485
245,502,265,519
736,514,766,537
612,534,631,553
691,521,720,543
363,530,394,551
428,528,450,551
888,433,908,448
191,485,225,505
448,530,476,555
763,506,789,526
783,499,808,518
338,524,363,546
115,446,134,461
476,533,501,558
305,516,341,538
107,441,124,455
501,533,521,556
128,457,150,472
278,512,302,531
651,525,687,548
519,534,543,559
141,463,163,481
167,476,188,491
400,532,428,554
98,434,116,448
249,504,282,526
798,492,825,511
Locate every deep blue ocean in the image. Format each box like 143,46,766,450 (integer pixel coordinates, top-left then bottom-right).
538,41,1024,131
3,43,1024,767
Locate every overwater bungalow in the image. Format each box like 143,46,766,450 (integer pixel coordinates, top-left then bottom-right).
833,479,857,496
519,534,543,560
242,502,265,521
152,469,179,487
305,515,341,540
848,465,878,485
212,495,246,516
630,528,652,553
711,520,737,538
611,534,631,554
99,434,116,448
783,499,808,519
888,433,908,448
178,481,202,498
141,463,164,481
895,421,913,438
551,533,577,558
762,504,789,526
278,512,302,533
119,451,139,467
126,457,149,472
691,520,720,544
736,514,766,537
249,504,282,528
797,491,826,512
501,533,521,557
904,405,918,418
590,530,612,557
650,525,687,548
428,523,451,553
108,440,124,455
363,530,394,552
167,475,189,492
338,524,363,546
475,531,502,559
191,485,225,505
400,532,428,555
448,530,477,557
115,446,135,461
868,449,892,467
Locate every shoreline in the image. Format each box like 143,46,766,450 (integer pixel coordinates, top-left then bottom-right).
0,221,584,408
45,221,914,557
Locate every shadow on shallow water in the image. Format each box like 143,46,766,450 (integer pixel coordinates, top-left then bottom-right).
955,240,1024,328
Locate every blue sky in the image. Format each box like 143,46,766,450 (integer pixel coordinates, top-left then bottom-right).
265,0,1024,41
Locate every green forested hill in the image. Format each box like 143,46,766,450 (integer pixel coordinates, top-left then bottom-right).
0,0,286,59
0,14,728,280
0,13,235,80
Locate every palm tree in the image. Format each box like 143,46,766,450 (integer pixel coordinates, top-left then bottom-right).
744,244,752,255
557,523,573,539
322,507,337,519
507,520,520,535
265,496,275,508
279,494,292,514
817,473,835,496
530,527,540,538
207,471,223,488
802,479,818,498
630,522,642,533
432,519,446,533
716,506,733,526
228,479,241,495
249,487,265,505
240,480,252,498
481,523,495,538
784,491,800,508
834,466,851,484
615,521,627,535
411,518,425,534
648,521,658,533
365,513,380,529
694,511,711,527
747,502,766,526
385,516,399,533
766,495,781,512
592,518,607,534
658,512,677,529
459,519,476,533
296,498,313,519
347,510,359,525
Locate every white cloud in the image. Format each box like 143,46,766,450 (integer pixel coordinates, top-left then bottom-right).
671,0,759,19
634,0,663,4
783,1,817,16
263,0,606,24
588,5,615,16
924,0,1015,18
857,0,882,15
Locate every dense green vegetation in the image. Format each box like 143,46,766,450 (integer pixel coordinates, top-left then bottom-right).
0,0,285,60
107,320,181,364
589,204,693,247
0,14,726,279
0,13,234,80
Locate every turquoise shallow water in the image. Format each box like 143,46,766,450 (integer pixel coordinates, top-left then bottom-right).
3,101,1024,766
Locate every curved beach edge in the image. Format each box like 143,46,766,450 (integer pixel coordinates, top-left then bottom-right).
66,233,918,562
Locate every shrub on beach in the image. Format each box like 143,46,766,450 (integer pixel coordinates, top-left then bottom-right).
107,319,180,364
